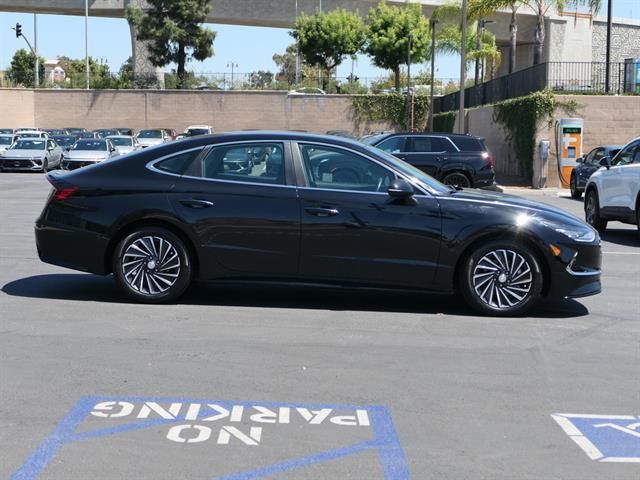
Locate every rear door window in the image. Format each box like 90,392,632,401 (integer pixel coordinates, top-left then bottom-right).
410,136,448,153
450,136,485,152
376,136,408,154
200,143,286,185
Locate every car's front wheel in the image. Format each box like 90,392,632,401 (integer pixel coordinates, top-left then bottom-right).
459,240,543,316
113,227,192,303
585,189,607,233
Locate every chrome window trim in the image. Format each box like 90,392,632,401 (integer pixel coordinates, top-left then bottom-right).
295,140,434,196
146,141,296,189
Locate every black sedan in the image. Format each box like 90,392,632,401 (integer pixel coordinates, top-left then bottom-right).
35,132,601,315
570,145,622,199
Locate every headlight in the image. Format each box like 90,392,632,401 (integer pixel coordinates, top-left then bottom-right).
541,219,597,243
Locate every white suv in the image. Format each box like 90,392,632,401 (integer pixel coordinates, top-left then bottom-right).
584,136,640,235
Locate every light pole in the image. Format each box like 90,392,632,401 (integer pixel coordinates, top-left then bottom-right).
85,0,89,89
227,62,238,89
605,0,612,93
295,0,300,85
407,33,413,131
429,19,438,132
33,14,39,88
458,0,468,134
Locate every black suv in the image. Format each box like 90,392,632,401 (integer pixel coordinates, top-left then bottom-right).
363,132,495,188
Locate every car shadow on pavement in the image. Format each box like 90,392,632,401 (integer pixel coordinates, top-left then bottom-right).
2,273,589,318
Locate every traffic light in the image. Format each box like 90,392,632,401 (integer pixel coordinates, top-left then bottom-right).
15,22,22,38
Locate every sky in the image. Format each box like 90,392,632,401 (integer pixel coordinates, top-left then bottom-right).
0,0,638,83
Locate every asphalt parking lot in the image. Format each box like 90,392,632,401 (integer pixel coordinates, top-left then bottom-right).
1,173,638,480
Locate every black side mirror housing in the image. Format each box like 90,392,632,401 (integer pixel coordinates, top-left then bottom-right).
599,156,611,169
575,156,584,164
388,178,414,199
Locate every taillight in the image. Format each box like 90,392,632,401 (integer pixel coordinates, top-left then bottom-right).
53,187,78,201
46,173,78,202
481,151,494,169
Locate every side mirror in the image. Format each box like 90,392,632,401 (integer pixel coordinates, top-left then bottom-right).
575,156,584,164
387,178,414,199
599,156,611,169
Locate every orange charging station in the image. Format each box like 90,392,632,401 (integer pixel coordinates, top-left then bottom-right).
555,118,583,188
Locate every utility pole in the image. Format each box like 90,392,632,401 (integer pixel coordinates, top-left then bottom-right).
458,0,468,133
474,20,493,85
407,33,413,131
34,14,39,88
295,0,300,85
605,0,612,93
227,62,238,89
13,22,39,88
85,0,90,89
429,19,438,132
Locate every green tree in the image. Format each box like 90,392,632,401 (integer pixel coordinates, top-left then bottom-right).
6,49,45,88
469,0,522,74
273,44,302,86
291,8,365,87
365,1,431,91
248,70,274,89
523,0,598,64
126,0,216,88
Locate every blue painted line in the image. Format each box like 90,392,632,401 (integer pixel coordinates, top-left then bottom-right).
9,396,97,480
10,396,410,480
213,439,380,480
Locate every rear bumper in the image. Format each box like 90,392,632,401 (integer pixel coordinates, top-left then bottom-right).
472,171,496,188
35,220,110,275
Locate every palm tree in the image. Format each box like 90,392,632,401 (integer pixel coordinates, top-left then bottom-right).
523,0,600,64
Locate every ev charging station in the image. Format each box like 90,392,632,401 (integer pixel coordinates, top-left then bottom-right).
555,118,584,188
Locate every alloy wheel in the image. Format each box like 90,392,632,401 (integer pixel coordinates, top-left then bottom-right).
585,193,596,225
443,173,471,188
472,249,532,310
121,235,181,295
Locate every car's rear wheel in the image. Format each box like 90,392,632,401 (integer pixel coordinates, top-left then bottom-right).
113,227,192,303
585,189,607,233
442,172,471,189
570,174,582,199
460,240,543,316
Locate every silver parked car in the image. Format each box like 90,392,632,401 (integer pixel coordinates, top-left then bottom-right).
62,139,119,170
0,134,16,152
0,138,63,172
137,129,169,148
106,135,141,156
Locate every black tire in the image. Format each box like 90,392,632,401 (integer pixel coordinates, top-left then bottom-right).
459,240,543,316
42,158,49,173
570,174,582,199
585,189,607,233
113,227,192,303
442,172,471,189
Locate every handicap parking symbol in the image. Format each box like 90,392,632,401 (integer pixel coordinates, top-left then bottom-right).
552,413,640,463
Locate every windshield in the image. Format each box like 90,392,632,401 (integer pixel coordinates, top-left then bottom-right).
110,137,133,146
362,144,450,194
18,133,42,138
73,140,107,151
53,137,76,147
139,130,163,139
0,137,13,146
187,129,208,136
12,139,45,150
360,134,388,145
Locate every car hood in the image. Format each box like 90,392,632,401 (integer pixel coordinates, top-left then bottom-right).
138,138,163,146
115,146,134,154
66,150,108,160
443,188,585,225
2,149,45,158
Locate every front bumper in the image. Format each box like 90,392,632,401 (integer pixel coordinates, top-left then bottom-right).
546,240,602,299
0,158,44,171
62,159,100,170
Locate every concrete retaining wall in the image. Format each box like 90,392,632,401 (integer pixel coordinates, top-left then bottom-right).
0,89,391,135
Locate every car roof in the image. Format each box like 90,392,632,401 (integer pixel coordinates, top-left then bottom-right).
106,135,133,139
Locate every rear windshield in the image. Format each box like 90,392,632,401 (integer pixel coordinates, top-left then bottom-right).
187,129,209,136
450,136,486,152
0,136,13,145
110,137,133,146
53,136,76,147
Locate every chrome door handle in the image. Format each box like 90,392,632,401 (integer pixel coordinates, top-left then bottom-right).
304,207,340,217
180,199,215,209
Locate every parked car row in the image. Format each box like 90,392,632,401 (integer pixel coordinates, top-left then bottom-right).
0,125,215,172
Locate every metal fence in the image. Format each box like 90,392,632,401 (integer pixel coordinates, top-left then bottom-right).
433,61,631,114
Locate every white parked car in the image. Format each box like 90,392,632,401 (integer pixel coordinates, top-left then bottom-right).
137,129,170,148
0,134,16,152
184,125,214,136
15,130,48,139
106,135,141,155
584,136,640,235
62,138,119,170
0,137,63,172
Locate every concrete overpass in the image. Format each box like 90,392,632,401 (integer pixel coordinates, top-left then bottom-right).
0,0,613,80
